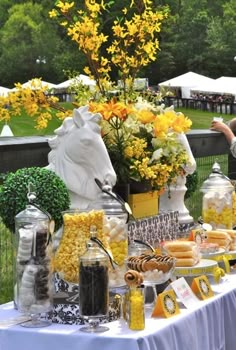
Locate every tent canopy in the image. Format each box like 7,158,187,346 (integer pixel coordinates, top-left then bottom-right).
0,86,10,96
159,71,214,98
191,78,236,97
55,74,96,90
11,79,57,92
21,79,56,90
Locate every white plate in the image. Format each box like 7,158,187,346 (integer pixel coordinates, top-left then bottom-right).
224,250,236,259
174,259,218,277
201,248,225,259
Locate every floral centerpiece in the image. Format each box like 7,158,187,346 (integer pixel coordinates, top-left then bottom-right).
89,98,192,195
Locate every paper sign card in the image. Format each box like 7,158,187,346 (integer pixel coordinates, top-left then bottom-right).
171,277,200,308
191,275,214,300
151,290,180,318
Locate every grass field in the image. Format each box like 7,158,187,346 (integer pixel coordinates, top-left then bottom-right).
0,104,235,136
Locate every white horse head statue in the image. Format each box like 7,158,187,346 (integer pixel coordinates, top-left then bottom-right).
46,105,117,209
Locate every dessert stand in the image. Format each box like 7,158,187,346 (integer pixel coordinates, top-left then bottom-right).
173,259,224,284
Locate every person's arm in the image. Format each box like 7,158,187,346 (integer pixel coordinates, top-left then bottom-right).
210,121,235,144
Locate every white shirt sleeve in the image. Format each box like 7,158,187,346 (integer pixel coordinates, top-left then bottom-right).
230,137,236,158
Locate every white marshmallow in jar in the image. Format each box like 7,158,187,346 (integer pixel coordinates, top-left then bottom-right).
200,161,234,230
14,192,54,327
90,182,129,288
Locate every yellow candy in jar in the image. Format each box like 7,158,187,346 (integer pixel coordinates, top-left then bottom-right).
110,240,128,265
128,288,145,331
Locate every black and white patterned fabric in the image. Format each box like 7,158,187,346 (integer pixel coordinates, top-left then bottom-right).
128,211,179,246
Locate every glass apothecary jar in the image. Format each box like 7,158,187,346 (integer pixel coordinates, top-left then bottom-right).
79,226,109,333
90,183,129,288
15,201,53,327
128,240,153,256
200,161,234,230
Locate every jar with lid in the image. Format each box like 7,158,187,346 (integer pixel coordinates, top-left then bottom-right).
128,240,153,257
200,161,234,230
79,225,109,333
14,191,53,327
89,183,129,288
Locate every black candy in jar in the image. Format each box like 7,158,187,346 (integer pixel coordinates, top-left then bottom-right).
79,263,108,316
79,226,109,320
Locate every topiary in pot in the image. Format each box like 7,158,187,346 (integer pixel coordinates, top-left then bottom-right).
0,167,70,233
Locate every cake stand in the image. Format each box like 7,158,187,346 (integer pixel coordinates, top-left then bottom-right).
174,259,224,283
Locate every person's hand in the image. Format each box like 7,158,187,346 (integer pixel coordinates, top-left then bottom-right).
210,120,235,144
210,121,229,133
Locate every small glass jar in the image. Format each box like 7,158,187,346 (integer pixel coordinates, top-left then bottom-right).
15,203,53,327
128,286,145,331
128,240,152,256
79,227,109,319
200,161,234,230
90,184,129,287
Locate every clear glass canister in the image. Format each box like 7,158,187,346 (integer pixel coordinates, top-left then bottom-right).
14,204,53,326
200,161,234,230
128,286,145,331
90,184,129,288
79,228,109,319
128,240,153,256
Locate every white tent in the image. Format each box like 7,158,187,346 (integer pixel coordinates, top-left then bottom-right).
159,71,214,98
55,74,96,90
216,76,236,87
0,86,10,96
21,79,56,90
191,78,236,97
11,79,57,92
215,77,236,95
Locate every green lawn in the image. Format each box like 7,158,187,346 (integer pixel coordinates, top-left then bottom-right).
0,102,73,137
175,107,234,129
0,104,235,136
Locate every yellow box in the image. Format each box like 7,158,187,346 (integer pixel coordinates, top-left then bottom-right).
128,191,159,219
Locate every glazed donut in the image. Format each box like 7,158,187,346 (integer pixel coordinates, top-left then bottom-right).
124,269,144,287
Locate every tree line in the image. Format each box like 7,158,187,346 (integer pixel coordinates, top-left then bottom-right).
0,0,235,88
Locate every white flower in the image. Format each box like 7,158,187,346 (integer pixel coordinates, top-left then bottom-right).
150,148,163,162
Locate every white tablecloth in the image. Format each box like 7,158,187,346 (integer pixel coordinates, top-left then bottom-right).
1,274,236,350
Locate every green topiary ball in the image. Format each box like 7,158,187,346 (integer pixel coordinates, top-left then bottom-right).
0,167,70,232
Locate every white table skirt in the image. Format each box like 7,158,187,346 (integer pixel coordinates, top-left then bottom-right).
1,274,236,350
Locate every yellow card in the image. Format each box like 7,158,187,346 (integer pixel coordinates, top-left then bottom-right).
151,290,180,318
191,275,214,300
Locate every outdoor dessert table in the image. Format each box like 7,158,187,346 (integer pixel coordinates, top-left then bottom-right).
1,273,236,350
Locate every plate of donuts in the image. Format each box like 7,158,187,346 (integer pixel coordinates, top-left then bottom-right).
126,253,176,285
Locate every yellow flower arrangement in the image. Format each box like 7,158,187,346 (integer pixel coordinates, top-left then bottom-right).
89,98,192,193
49,0,168,100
